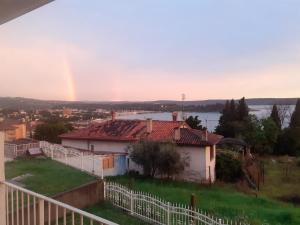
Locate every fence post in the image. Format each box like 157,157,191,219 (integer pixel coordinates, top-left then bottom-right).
39,199,45,225
167,202,170,225
0,132,6,225
92,153,95,174
103,181,106,200
99,156,104,179
51,147,54,159
130,190,134,215
80,152,83,171
190,194,196,224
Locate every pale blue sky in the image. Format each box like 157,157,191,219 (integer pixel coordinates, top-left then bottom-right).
0,0,300,101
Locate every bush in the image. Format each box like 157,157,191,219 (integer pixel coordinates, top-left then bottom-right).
128,141,186,178
216,151,243,182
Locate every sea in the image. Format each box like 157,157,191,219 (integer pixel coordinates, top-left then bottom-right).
118,105,295,132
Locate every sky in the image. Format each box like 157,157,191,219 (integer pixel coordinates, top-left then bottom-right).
0,0,300,101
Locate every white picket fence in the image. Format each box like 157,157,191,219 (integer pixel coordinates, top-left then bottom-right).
5,142,40,159
39,141,126,178
40,141,102,176
105,182,250,225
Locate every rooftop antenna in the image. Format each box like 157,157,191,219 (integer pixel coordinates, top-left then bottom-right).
181,93,186,121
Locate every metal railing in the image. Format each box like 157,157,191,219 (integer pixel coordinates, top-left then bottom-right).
3,181,118,225
105,182,250,225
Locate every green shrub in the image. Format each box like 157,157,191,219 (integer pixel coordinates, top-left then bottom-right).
216,151,243,182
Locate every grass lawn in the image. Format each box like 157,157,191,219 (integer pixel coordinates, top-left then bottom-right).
5,157,145,225
107,175,300,225
5,157,95,196
86,202,149,225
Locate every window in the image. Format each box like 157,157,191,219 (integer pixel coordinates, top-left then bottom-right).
210,146,214,161
103,155,114,169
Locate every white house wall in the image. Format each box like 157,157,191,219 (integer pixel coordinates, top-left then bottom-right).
177,146,208,182
62,139,129,153
205,145,216,182
61,138,215,183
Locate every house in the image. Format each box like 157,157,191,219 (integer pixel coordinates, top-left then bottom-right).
0,120,26,141
60,112,223,183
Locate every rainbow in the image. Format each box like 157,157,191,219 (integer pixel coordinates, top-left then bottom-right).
62,57,76,101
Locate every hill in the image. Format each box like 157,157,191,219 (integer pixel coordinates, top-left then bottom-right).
0,97,298,111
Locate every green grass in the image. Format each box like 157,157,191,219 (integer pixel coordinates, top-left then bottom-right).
5,156,300,225
260,156,300,200
86,202,149,225
107,175,300,225
5,157,95,196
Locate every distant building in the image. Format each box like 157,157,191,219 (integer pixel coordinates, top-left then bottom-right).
63,108,73,118
0,120,26,141
60,112,223,183
27,120,44,138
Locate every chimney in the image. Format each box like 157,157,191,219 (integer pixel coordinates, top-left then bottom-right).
205,129,208,141
172,112,178,122
111,110,116,121
174,128,181,141
146,118,153,133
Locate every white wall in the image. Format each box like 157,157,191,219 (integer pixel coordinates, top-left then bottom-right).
205,145,216,182
62,139,129,154
177,146,208,182
62,138,216,183
62,139,89,150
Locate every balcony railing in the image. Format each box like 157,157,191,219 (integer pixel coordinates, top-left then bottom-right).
2,181,118,225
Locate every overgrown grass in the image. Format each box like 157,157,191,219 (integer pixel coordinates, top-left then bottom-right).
260,156,300,200
107,175,300,225
5,157,95,196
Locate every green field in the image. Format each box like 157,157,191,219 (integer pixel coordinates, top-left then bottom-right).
86,202,149,225
260,156,300,201
5,157,95,196
107,175,300,225
5,157,300,225
5,157,146,225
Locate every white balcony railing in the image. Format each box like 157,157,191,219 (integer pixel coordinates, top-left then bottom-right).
2,181,118,225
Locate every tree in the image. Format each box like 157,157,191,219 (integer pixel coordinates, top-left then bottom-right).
236,97,249,121
275,127,300,156
290,99,300,128
277,105,292,127
185,116,205,130
229,99,237,121
216,151,243,182
128,141,186,178
216,98,246,138
270,104,281,129
260,118,280,154
34,122,73,143
215,100,236,137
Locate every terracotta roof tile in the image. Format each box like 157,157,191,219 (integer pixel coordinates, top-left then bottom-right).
60,119,223,146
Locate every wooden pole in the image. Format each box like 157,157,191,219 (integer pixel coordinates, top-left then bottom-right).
0,131,6,225
190,194,196,210
257,170,260,191
190,194,196,224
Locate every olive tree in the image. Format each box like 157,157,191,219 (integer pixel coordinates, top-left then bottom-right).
128,140,187,178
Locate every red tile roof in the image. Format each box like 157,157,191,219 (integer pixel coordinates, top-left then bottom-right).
60,119,223,147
